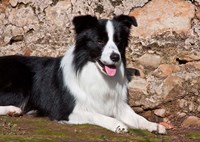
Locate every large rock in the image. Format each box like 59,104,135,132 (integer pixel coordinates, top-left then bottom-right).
154,108,166,118
129,0,195,38
138,53,161,68
153,64,180,77
161,75,183,98
129,77,148,94
181,116,200,127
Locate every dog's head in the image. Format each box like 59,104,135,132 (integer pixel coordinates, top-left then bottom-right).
72,15,137,77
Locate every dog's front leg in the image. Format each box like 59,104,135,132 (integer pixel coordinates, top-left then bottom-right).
116,103,166,134
60,109,128,133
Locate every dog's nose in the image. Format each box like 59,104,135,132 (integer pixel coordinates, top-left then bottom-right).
110,53,120,62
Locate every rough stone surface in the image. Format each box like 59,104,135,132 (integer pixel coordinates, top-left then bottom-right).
0,0,149,56
138,53,161,68
129,0,195,38
153,64,180,77
129,77,148,94
181,116,200,127
154,108,166,118
196,9,200,20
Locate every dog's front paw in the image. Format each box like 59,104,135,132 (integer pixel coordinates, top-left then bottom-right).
6,106,22,117
115,124,128,133
156,124,167,134
150,123,167,134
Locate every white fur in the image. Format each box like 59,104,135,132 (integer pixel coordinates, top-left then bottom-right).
0,106,22,115
100,20,120,65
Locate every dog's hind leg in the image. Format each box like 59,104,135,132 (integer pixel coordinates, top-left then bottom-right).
0,106,22,116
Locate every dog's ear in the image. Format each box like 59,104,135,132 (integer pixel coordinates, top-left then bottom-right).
113,15,137,28
72,15,98,34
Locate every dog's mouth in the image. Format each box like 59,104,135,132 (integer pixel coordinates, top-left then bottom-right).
96,60,117,77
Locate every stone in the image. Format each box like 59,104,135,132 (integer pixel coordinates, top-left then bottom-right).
194,0,200,6
159,122,175,129
142,111,153,120
128,77,148,94
0,0,9,13
177,53,200,62
128,90,144,107
138,54,161,68
196,9,200,20
154,108,166,117
181,116,200,127
8,6,39,28
9,0,18,7
163,118,171,123
11,26,24,37
188,102,196,112
178,99,188,108
177,112,186,118
154,64,180,77
129,0,195,38
132,107,144,113
186,62,200,70
198,106,200,112
45,1,71,28
191,19,200,38
23,48,33,56
162,75,183,98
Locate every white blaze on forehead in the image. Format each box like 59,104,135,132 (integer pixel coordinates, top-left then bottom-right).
106,20,114,41
99,20,120,66
104,20,120,55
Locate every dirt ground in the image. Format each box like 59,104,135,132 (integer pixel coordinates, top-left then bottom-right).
0,115,199,142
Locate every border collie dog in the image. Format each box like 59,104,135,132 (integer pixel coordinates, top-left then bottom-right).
0,15,166,134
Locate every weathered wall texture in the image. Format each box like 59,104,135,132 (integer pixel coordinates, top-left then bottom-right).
0,0,200,127
0,0,149,56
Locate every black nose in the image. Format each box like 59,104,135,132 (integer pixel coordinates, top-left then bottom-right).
110,53,120,62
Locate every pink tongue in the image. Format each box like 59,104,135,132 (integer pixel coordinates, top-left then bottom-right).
104,66,116,77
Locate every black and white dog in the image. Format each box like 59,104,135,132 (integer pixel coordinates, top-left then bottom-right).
0,15,166,134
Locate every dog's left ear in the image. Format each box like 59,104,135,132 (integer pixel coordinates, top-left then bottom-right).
73,15,98,34
113,15,137,28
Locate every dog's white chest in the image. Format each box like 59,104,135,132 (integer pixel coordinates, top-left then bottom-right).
61,49,128,116
76,62,128,116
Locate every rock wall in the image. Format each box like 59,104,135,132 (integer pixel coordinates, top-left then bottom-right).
0,0,149,56
0,0,200,127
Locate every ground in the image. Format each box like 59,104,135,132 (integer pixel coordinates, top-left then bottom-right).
0,115,199,142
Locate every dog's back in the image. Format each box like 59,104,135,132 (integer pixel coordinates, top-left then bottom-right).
0,55,75,120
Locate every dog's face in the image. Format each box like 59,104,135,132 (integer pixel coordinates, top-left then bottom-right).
72,15,137,77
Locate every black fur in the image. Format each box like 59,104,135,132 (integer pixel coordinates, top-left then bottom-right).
0,56,75,120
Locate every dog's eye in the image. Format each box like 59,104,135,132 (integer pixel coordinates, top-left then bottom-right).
97,40,105,45
114,37,121,45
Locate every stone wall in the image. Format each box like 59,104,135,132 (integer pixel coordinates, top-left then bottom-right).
0,0,149,56
0,0,200,127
